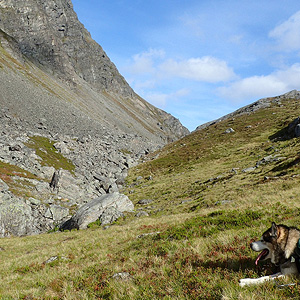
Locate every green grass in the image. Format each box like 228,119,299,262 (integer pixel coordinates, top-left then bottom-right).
1,205,300,299
2,96,300,298
124,97,300,215
25,136,75,174
0,161,39,198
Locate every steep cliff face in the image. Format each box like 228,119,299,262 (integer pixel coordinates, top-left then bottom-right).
0,0,189,142
0,0,130,95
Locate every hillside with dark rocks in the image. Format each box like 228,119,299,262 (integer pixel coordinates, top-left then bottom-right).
0,0,189,237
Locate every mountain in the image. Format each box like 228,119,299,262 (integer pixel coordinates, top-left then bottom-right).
0,0,189,236
125,90,300,214
0,0,189,141
2,90,300,299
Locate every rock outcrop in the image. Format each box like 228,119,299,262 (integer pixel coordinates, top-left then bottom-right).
0,0,131,96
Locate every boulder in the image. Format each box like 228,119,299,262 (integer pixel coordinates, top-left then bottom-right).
99,207,124,225
0,179,9,192
287,117,300,138
295,124,300,138
138,199,153,205
60,193,134,230
288,117,300,136
135,211,149,218
44,205,69,221
53,141,70,155
242,167,256,173
224,128,235,134
0,197,37,237
112,272,132,281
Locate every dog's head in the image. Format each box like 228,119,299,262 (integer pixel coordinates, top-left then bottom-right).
251,222,283,266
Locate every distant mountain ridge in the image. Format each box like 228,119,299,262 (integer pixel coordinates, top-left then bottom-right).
196,90,300,131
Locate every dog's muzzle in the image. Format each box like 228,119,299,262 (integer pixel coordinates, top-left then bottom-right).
251,241,266,252
251,241,270,265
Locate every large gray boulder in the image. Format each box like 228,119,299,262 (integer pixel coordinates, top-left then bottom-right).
44,204,69,221
60,193,134,230
0,194,56,237
0,196,34,237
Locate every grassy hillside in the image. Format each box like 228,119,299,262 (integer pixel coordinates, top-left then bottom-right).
1,96,300,299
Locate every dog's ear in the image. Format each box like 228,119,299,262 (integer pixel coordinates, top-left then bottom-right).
271,222,277,237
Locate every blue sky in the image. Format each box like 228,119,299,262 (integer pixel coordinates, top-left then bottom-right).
72,0,300,131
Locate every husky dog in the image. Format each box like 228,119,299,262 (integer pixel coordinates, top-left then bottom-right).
239,222,300,287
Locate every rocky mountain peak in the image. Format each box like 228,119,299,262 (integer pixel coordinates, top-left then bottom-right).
0,0,132,96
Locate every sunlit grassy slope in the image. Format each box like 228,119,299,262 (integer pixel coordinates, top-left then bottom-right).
1,96,300,299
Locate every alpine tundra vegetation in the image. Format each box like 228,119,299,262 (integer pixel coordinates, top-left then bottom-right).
1,0,300,299
2,90,300,298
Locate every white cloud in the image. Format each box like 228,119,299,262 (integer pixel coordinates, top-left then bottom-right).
142,89,190,108
229,34,244,45
125,49,236,83
159,56,236,82
145,93,169,107
126,49,165,74
269,10,300,51
218,63,300,102
179,13,204,38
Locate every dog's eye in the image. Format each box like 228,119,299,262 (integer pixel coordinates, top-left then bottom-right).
262,233,272,242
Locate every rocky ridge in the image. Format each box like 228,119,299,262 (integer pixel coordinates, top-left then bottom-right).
0,0,133,96
196,90,300,131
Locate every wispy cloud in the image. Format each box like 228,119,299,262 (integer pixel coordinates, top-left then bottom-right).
269,10,300,52
141,89,190,108
125,49,165,74
126,49,236,83
218,63,300,102
159,56,236,82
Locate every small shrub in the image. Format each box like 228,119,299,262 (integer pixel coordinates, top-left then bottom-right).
87,219,102,229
